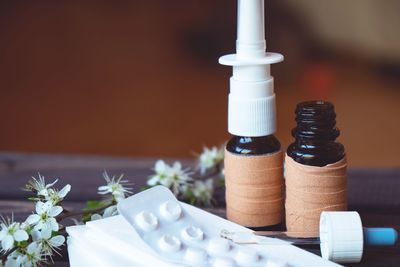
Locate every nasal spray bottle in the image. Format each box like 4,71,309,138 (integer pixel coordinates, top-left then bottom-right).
219,0,284,228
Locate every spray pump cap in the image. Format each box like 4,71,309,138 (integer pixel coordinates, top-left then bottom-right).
219,0,283,137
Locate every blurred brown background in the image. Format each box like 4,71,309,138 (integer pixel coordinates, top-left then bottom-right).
0,0,399,167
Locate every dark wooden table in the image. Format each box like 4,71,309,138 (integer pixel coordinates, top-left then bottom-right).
0,152,399,267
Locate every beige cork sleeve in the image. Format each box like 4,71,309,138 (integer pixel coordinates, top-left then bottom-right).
224,149,284,227
284,154,347,237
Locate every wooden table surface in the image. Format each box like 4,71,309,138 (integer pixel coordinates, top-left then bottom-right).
0,152,399,267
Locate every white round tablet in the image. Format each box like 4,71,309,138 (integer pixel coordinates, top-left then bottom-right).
236,247,259,265
135,211,158,231
160,200,182,221
182,225,204,242
184,247,208,265
158,234,181,253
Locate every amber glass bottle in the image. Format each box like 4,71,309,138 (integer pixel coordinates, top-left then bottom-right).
287,101,345,167
226,135,281,155
226,135,282,231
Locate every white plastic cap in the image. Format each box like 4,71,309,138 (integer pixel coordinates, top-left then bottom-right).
219,0,283,137
319,211,364,263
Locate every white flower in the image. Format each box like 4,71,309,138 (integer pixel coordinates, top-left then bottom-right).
0,219,29,251
45,184,71,205
148,160,192,196
27,174,58,198
31,227,65,254
192,178,214,206
90,214,103,221
103,205,118,218
98,172,133,202
198,146,224,174
19,242,43,267
90,205,118,221
147,160,169,186
4,250,24,267
26,201,62,232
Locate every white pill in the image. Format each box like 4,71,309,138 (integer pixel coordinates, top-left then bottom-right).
182,226,204,242
160,200,182,221
158,234,181,253
212,257,235,267
265,258,290,267
184,247,207,265
135,211,158,231
236,247,259,265
207,238,231,255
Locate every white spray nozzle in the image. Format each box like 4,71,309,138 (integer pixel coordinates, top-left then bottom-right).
219,0,283,137
237,0,265,58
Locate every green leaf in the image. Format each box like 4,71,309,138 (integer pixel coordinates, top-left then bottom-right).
84,200,110,211
140,185,152,191
82,213,92,223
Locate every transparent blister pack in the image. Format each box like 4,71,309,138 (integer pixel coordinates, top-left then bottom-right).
117,186,277,267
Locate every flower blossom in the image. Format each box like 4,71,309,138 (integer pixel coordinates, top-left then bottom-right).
19,242,43,267
31,227,65,254
148,160,192,196
198,146,224,174
26,201,62,232
192,178,214,206
26,174,71,205
91,205,118,221
98,172,133,202
0,219,29,251
26,174,58,198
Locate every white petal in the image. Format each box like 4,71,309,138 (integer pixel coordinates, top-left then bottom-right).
172,161,182,171
90,214,102,221
26,214,40,225
58,184,71,198
41,227,52,239
35,201,45,214
103,206,118,218
42,201,53,212
13,230,28,242
49,206,63,217
155,160,167,172
49,235,65,247
33,221,44,231
47,179,59,188
27,242,40,254
31,230,41,242
1,235,14,250
0,229,6,239
147,176,159,186
98,185,109,191
5,257,19,267
48,218,59,231
160,178,173,188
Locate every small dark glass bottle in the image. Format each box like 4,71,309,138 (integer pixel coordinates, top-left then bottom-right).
287,101,345,167
226,135,281,155
226,134,283,231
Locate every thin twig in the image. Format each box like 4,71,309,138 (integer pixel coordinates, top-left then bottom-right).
192,163,222,180
57,202,114,222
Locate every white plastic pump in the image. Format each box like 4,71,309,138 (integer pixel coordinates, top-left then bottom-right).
219,0,283,137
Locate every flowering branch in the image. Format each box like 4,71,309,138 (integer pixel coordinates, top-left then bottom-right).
0,171,134,267
146,145,225,206
0,145,225,266
57,201,115,222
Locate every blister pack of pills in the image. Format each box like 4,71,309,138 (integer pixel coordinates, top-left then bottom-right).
117,186,275,267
